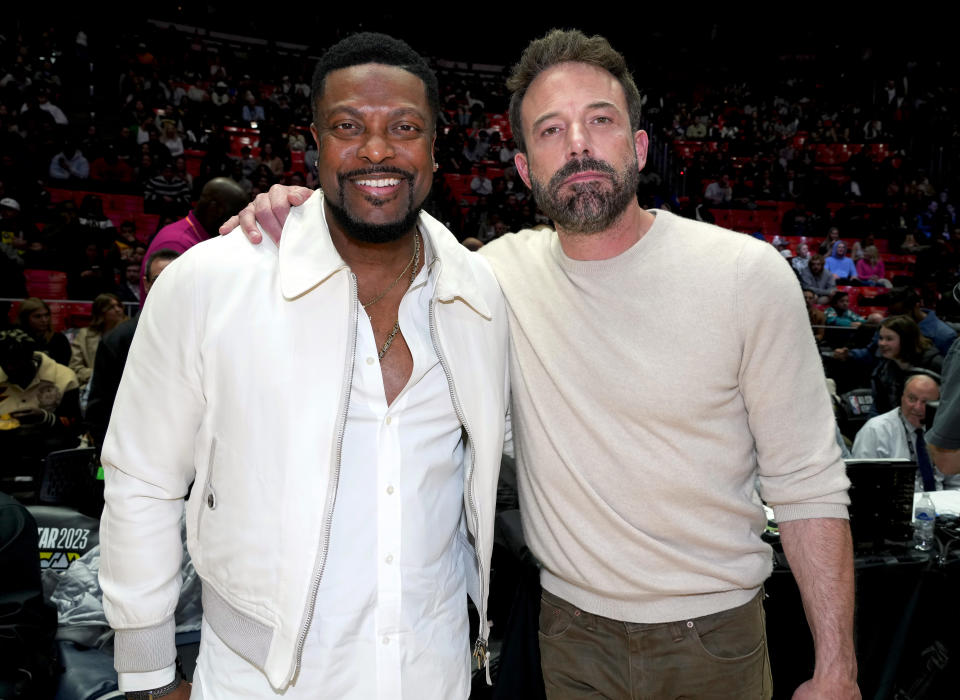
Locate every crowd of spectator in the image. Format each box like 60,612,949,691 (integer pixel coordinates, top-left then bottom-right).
2,17,960,464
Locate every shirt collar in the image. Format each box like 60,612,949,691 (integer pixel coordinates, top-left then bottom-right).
897,408,921,436
278,191,491,319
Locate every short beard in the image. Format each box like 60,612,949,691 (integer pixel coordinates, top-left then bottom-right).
530,155,640,234
325,167,426,244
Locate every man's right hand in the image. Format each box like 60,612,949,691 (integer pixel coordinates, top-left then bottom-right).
219,185,312,245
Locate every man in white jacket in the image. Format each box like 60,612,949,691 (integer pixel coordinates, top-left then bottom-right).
99,33,509,700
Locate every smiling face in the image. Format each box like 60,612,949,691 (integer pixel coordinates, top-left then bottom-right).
878,327,902,359
310,63,434,243
514,62,645,235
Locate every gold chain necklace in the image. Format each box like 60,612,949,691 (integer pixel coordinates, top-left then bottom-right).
377,232,421,361
362,233,419,309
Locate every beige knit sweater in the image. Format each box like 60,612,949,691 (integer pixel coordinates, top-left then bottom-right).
481,210,849,623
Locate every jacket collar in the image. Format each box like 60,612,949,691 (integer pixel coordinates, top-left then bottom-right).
279,191,491,319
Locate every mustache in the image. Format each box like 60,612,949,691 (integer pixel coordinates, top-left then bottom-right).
339,166,414,181
550,157,617,185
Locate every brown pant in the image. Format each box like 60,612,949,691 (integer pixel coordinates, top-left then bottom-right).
538,590,772,699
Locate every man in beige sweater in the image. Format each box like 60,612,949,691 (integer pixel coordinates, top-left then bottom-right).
231,30,858,700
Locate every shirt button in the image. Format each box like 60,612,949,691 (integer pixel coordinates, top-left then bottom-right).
366,357,374,365
385,416,392,425
386,485,394,495
385,554,393,564
686,621,694,628
382,636,390,645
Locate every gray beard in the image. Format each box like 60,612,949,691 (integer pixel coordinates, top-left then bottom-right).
529,156,639,234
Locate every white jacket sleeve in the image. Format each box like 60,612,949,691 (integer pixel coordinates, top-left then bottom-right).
98,253,205,675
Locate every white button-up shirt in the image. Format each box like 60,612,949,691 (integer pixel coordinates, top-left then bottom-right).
190,237,472,699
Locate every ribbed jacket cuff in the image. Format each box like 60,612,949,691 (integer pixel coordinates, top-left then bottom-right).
114,616,177,673
772,502,849,523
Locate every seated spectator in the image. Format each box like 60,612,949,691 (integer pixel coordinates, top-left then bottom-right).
685,117,707,139
851,233,876,262
0,197,41,257
20,86,68,125
791,241,812,275
18,298,70,367
887,288,958,356
86,249,179,450
804,289,826,342
0,329,81,462
471,164,493,196
78,195,116,241
259,142,286,178
117,261,142,303
144,161,192,216
175,155,193,191
238,146,259,179
855,245,892,288
159,119,184,157
462,137,481,164
68,240,117,300
704,174,733,206
817,226,842,256
473,130,491,160
799,254,836,303
49,140,90,181
900,232,926,254
825,291,865,328
852,375,957,490
241,92,266,124
824,241,858,282
872,315,944,415
499,137,519,165
286,123,307,152
69,293,126,387
229,159,254,196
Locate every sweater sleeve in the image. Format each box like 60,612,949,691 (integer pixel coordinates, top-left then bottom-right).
735,242,850,521
98,253,204,675
929,341,960,449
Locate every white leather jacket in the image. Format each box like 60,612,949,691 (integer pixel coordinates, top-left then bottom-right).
99,192,510,690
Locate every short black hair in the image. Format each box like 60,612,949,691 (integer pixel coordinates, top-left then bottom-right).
0,328,36,367
310,32,439,129
145,248,180,284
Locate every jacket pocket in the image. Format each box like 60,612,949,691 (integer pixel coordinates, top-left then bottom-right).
196,438,219,541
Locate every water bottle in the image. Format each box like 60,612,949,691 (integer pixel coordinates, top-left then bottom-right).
913,493,936,552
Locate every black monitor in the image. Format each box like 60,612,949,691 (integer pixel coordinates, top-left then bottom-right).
844,459,917,552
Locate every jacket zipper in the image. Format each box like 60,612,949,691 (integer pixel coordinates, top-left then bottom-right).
427,273,489,673
289,271,358,683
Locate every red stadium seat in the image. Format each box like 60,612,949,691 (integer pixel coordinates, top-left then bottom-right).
290,151,306,174
24,270,68,300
